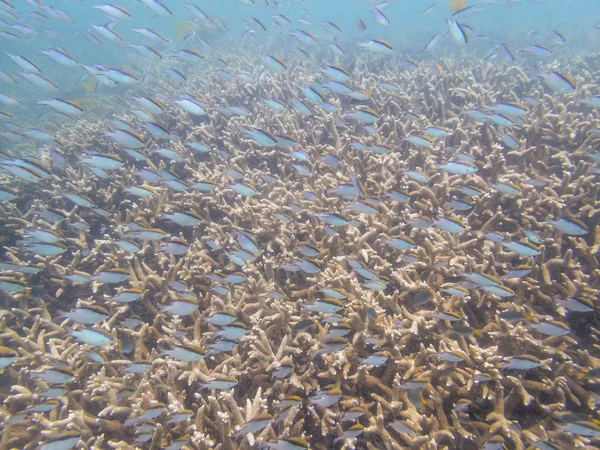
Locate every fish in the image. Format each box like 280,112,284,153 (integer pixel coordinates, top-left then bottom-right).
501,134,520,148
500,241,541,256
488,113,515,126
435,217,467,233
31,367,74,384
398,378,429,390
39,48,78,68
530,320,570,336
446,199,473,211
22,241,67,256
360,352,389,367
161,296,198,315
491,182,521,195
191,180,217,192
355,18,367,31
312,213,351,227
59,305,109,324
93,268,129,284
407,215,433,229
161,211,202,227
537,70,576,94
198,376,238,390
132,27,169,43
372,8,389,25
167,410,194,424
447,19,468,44
38,98,83,116
385,236,416,250
215,322,247,340
359,39,393,54
311,337,347,358
204,312,236,326
461,272,501,287
20,72,58,91
94,4,131,21
548,218,588,235
558,296,594,313
240,126,278,147
123,361,152,374
89,24,123,42
139,0,171,16
228,182,259,197
175,97,207,116
435,351,466,362
260,55,287,72
272,362,293,379
578,96,600,109
501,265,533,279
261,438,309,450
186,141,211,153
422,125,450,138
124,228,167,241
220,272,247,284
405,135,435,147
482,284,515,297
346,200,378,215
384,190,410,202
486,102,529,117
432,311,462,321
0,346,18,369
345,107,380,124
24,228,64,244
333,424,365,444
79,153,124,171
549,29,565,43
321,65,350,82
302,298,344,314
322,20,342,33
6,52,40,72
425,29,448,51
161,343,205,362
104,129,145,148
38,431,82,450
114,240,142,254
125,403,167,427
498,310,533,323
70,328,114,346
502,355,541,370
557,421,600,437
125,181,160,197
388,420,418,435
309,386,342,408
233,413,273,440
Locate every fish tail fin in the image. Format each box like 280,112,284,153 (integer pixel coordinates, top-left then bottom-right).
419,390,429,405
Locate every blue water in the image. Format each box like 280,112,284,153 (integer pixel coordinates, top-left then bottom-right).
1,0,598,96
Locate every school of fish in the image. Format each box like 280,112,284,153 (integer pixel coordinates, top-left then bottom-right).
0,0,599,449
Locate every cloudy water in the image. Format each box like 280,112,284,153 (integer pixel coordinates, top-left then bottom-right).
0,0,600,449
